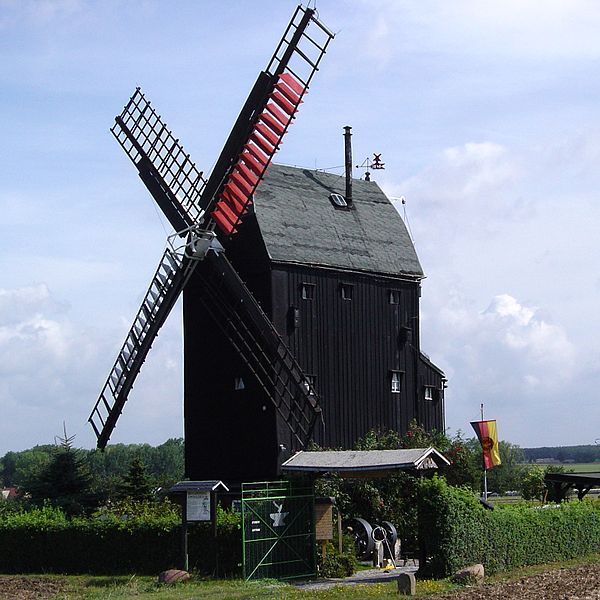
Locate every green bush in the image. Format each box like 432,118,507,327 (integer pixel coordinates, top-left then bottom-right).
0,503,241,575
316,538,357,578
417,475,600,578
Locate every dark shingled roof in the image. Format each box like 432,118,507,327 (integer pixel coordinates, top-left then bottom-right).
253,163,424,278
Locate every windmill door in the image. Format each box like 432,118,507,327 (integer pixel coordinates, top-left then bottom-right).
241,481,315,580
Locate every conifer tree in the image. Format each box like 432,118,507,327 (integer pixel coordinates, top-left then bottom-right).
26,425,92,516
118,457,154,501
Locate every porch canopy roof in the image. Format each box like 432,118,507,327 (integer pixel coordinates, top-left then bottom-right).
281,447,450,478
544,472,600,501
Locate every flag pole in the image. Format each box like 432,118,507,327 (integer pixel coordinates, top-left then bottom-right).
481,403,488,501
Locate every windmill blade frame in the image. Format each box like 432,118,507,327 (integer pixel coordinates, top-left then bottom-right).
89,4,334,450
88,230,216,449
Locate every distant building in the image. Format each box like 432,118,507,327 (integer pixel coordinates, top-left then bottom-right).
1,487,19,500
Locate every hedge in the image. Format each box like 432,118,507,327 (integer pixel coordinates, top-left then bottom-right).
417,476,600,578
0,505,241,575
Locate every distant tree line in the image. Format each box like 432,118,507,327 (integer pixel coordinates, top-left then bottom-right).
2,432,587,519
523,445,600,463
0,438,184,514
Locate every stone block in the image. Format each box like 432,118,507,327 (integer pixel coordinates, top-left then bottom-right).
452,563,484,585
397,572,416,595
158,569,191,585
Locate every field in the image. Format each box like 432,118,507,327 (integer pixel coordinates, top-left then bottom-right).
537,462,600,473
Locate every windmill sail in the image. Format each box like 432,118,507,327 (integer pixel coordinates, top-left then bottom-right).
206,5,334,234
111,88,207,233
89,233,215,448
89,4,333,450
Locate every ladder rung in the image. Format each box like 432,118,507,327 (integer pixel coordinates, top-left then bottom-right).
244,142,268,167
274,81,301,106
212,207,238,235
292,45,318,71
254,123,280,149
265,102,291,126
239,151,264,177
300,30,327,53
249,132,276,157
234,161,260,187
214,201,239,227
259,112,286,137
230,170,254,198
164,251,180,271
270,90,297,115
223,180,249,208
220,188,245,214
156,270,169,287
279,71,306,96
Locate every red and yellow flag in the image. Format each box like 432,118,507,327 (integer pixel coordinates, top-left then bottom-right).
470,420,501,470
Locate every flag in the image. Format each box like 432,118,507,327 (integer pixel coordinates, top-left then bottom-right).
470,419,501,469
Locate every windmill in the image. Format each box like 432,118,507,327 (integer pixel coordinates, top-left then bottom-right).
88,6,335,482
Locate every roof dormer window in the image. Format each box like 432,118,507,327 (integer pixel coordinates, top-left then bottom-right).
329,193,348,209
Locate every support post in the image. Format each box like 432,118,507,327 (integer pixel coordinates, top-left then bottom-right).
181,496,189,572
337,508,343,554
481,402,488,501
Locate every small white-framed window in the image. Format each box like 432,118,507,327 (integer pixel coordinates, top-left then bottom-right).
302,375,316,397
424,386,434,401
329,193,348,208
301,283,315,300
390,371,402,393
341,283,353,301
234,377,245,391
389,290,400,305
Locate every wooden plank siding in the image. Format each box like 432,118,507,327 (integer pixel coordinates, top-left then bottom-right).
183,258,445,483
270,264,444,460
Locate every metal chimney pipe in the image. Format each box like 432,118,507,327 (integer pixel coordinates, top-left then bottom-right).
343,126,353,206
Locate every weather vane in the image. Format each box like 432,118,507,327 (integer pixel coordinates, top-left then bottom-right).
355,153,385,181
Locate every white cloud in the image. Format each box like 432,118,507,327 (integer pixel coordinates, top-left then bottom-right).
388,141,528,254
360,0,600,61
0,284,67,325
483,294,576,384
420,288,582,442
0,283,183,453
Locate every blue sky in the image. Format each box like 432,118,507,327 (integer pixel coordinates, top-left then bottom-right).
2,0,600,453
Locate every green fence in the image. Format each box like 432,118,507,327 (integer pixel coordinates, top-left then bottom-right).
242,480,315,580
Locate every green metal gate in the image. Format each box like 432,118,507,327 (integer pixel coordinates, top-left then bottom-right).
241,480,315,580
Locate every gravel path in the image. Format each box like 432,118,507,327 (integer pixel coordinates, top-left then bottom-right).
295,564,419,591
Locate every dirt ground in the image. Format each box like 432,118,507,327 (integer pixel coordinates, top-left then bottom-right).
438,562,600,600
0,576,68,599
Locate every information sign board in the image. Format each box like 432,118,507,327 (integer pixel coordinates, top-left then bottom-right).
186,491,211,521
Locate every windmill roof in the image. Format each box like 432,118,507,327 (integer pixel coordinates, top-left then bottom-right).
253,164,423,278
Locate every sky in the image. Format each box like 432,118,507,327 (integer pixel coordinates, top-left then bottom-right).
1,0,600,454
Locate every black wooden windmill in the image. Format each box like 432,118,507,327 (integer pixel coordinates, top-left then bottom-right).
88,6,335,484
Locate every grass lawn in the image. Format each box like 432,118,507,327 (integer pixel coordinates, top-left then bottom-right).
7,554,600,600
5,554,600,599
2,573,455,599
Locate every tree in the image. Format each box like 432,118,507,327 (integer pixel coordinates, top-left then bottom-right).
520,466,546,501
118,457,154,501
25,434,92,516
441,433,480,490
0,451,17,487
485,441,527,494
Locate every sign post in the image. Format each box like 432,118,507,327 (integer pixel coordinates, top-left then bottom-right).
168,480,229,572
